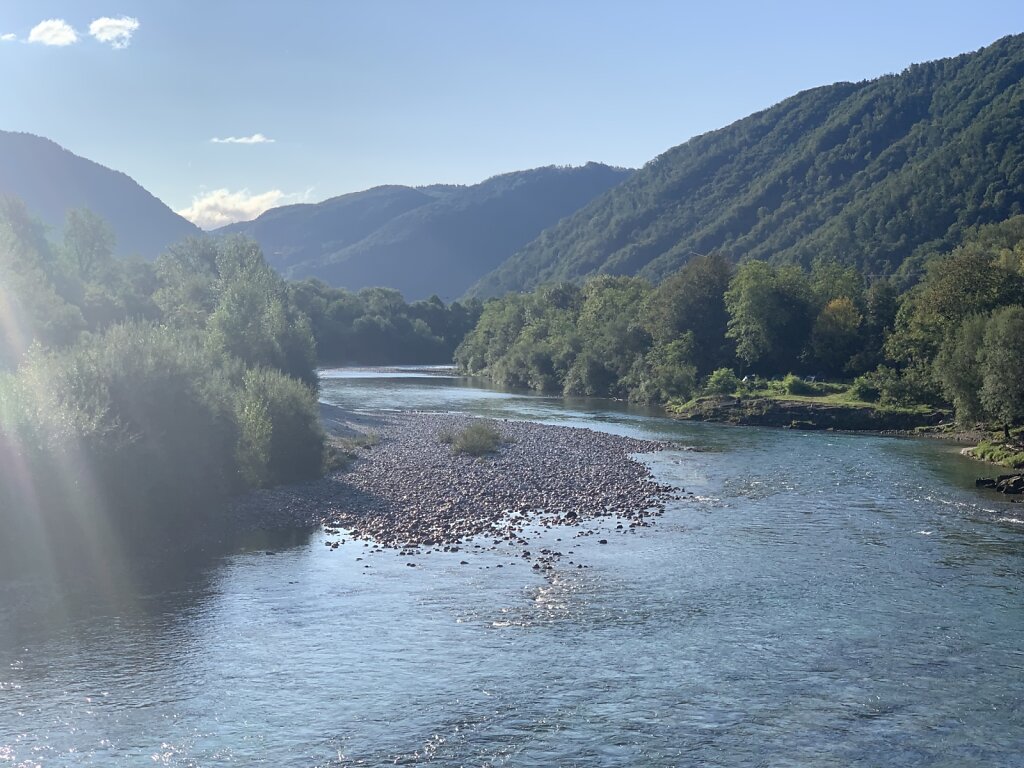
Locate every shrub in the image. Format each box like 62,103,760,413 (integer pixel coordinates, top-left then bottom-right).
324,431,379,472
448,422,502,456
235,367,325,487
849,373,882,402
0,323,240,528
704,367,740,396
783,373,820,395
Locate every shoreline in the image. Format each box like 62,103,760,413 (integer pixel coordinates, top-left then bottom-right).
669,395,949,433
230,409,682,554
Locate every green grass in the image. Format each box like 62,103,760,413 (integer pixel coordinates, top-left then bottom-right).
669,378,938,417
970,439,1024,469
324,431,380,472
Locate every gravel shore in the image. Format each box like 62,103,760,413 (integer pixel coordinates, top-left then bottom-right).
230,410,680,554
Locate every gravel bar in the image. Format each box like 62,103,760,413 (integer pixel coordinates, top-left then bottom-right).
230,412,680,551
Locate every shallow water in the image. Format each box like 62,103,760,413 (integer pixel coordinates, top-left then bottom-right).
1,370,1022,766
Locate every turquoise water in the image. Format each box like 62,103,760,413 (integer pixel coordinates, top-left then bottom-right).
1,370,1022,766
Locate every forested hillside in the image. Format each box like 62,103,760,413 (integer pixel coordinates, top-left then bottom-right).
0,131,200,258
225,163,632,300
219,185,434,273
470,34,1024,297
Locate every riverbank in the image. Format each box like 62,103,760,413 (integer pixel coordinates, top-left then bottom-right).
669,395,947,432
230,408,680,552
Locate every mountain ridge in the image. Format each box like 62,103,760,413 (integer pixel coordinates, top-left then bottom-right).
0,130,200,258
225,162,633,300
468,34,1024,297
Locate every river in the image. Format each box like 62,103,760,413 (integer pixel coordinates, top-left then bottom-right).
1,369,1022,766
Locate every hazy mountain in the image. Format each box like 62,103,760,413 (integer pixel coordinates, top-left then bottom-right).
219,185,435,272
224,163,633,300
0,130,199,257
469,34,1024,298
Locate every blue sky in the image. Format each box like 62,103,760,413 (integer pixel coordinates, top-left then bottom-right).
2,1,1021,228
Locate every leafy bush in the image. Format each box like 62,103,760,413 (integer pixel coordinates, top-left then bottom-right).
783,373,820,395
704,367,740,396
0,323,240,524
448,422,503,456
849,373,882,403
235,367,324,487
863,364,942,407
623,339,697,404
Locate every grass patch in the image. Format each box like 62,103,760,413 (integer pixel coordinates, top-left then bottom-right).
444,422,503,456
666,389,939,417
970,439,1024,469
324,431,380,472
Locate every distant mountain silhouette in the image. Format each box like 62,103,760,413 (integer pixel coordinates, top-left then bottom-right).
223,163,633,300
0,130,200,257
469,33,1024,297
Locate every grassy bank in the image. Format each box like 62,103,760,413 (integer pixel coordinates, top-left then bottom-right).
667,375,946,431
964,431,1024,469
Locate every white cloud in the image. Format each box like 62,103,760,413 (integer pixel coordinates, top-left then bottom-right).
89,16,139,49
28,19,78,46
1,33,16,42
210,133,276,145
176,188,285,230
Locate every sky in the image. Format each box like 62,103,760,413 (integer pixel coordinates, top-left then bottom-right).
2,1,1022,229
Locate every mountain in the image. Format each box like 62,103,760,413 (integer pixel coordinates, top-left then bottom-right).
223,163,633,301
219,185,435,272
0,131,200,258
469,34,1024,298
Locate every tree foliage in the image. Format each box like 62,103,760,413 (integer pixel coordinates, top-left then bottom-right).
287,280,481,366
979,305,1024,432
459,213,1024,431
0,204,326,534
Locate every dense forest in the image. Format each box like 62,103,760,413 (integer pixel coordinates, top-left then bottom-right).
288,280,481,365
470,34,1024,298
456,215,1024,433
0,198,473,544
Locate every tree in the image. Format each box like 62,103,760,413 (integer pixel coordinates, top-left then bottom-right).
725,261,813,374
154,237,221,328
642,253,734,375
62,209,115,281
933,314,987,425
886,238,1024,366
215,243,316,386
809,297,862,376
979,305,1024,438
0,201,85,365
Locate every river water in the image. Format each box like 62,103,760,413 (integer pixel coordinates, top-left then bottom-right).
1,369,1022,766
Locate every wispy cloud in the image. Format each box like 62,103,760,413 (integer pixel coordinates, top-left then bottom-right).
1,33,16,42
210,133,276,145
176,188,285,230
89,16,139,49
28,19,78,46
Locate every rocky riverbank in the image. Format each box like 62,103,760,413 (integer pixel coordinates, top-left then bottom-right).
975,474,1024,496
229,410,681,554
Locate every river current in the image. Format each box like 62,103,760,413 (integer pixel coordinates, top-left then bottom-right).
1,369,1021,766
